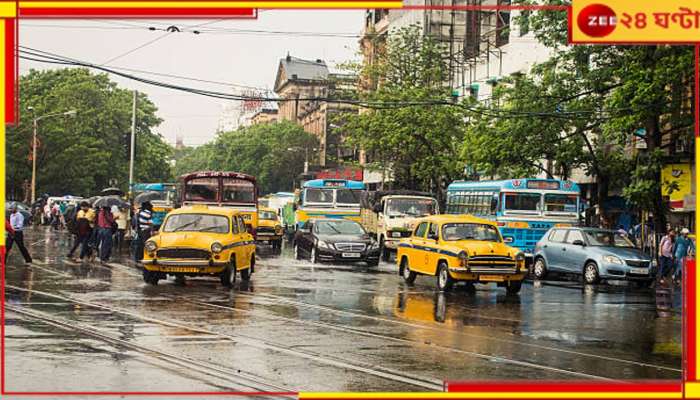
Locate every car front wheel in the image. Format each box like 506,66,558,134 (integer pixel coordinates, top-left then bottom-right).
533,257,547,280
436,262,454,292
583,262,600,284
400,257,417,284
506,280,522,294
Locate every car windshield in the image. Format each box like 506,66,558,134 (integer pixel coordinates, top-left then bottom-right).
504,193,540,211
386,198,436,217
583,230,635,248
304,188,334,205
442,223,501,242
544,194,578,213
259,211,277,220
315,220,365,235
162,213,230,233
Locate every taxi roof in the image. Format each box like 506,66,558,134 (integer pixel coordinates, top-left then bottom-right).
168,205,242,217
414,214,497,226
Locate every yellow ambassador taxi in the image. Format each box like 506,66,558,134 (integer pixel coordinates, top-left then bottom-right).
256,207,284,250
396,215,527,294
141,205,256,287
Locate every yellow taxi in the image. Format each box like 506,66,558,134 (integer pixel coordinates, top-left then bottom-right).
141,205,256,287
396,215,527,293
256,207,284,250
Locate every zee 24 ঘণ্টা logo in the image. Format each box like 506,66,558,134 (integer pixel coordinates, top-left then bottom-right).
577,3,618,37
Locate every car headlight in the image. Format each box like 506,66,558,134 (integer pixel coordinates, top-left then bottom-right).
145,240,157,253
458,251,469,267
515,252,526,271
211,242,223,253
275,225,283,234
603,255,624,265
317,240,332,249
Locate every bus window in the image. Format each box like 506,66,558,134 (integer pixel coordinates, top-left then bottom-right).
186,178,218,202
504,193,540,211
336,189,361,206
222,179,255,203
305,188,333,204
544,194,578,213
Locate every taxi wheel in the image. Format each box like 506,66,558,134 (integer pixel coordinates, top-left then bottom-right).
143,269,159,285
506,280,522,295
436,262,454,292
220,262,236,287
241,264,252,281
533,257,547,280
583,262,600,285
400,257,417,284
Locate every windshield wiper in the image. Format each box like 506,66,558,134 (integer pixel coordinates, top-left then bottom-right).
171,221,198,231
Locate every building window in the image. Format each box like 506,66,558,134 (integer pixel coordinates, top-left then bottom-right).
496,0,511,48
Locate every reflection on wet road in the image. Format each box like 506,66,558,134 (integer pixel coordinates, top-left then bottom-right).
4,227,682,393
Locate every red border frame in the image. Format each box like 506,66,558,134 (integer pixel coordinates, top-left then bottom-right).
1,2,696,398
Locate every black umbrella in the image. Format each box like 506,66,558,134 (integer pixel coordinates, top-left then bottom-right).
94,196,129,209
86,196,101,206
101,187,124,196
134,191,163,205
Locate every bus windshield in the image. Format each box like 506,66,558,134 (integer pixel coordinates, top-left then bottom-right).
442,223,501,242
386,198,435,217
185,178,218,202
259,211,277,220
544,194,578,214
222,179,255,203
304,188,334,206
336,189,361,206
504,193,540,212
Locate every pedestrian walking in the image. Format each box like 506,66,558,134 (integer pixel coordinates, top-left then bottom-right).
58,201,67,229
5,205,33,264
67,201,94,261
133,201,154,262
658,229,676,282
51,202,61,230
96,206,115,263
112,205,127,253
673,228,694,285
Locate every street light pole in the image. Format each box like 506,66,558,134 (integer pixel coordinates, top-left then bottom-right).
29,109,77,204
128,90,137,199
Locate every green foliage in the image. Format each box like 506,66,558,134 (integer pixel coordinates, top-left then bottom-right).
6,68,172,199
341,25,470,201
173,121,318,194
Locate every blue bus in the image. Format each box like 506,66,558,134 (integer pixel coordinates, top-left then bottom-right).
132,182,176,228
295,179,366,229
446,178,581,258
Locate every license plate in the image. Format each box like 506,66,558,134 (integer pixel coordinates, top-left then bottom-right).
480,275,504,282
630,267,649,274
342,252,361,258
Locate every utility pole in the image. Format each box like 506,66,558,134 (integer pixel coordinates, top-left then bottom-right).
31,118,38,204
128,90,137,199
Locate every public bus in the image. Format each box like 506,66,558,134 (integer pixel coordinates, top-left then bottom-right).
294,179,366,229
132,183,176,228
446,178,581,259
176,171,259,232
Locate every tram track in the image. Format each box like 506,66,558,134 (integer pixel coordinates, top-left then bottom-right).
30,259,682,376
5,284,446,391
5,304,296,395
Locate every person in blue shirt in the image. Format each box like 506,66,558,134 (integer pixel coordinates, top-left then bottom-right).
673,228,695,283
5,205,32,264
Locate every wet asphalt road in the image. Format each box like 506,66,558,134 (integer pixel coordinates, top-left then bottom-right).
3,226,682,395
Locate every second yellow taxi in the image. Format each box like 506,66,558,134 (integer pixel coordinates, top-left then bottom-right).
256,207,284,250
396,215,527,293
141,205,256,287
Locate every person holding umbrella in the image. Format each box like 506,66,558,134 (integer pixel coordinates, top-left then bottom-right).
96,205,116,263
68,201,94,262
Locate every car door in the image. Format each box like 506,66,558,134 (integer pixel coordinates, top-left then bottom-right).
561,229,586,273
544,229,567,271
424,222,441,275
410,222,430,274
237,215,253,268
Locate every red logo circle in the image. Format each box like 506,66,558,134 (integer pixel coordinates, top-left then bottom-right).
577,3,617,37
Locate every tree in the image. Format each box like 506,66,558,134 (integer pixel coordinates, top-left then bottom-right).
173,121,318,194
341,25,471,206
6,68,172,200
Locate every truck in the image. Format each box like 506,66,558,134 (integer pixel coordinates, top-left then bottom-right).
360,190,438,261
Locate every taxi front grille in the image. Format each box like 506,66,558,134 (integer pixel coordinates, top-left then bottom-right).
156,248,210,260
468,255,517,270
256,226,275,233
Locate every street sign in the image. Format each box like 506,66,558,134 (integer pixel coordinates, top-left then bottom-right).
570,0,700,44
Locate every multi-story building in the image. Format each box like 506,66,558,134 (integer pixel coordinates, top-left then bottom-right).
250,108,279,125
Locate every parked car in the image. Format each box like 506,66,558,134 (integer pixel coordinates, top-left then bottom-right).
293,218,381,267
533,227,655,285
396,215,527,293
141,205,256,287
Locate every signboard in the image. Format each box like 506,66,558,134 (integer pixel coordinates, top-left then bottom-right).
316,167,363,181
661,163,693,210
570,0,700,43
526,180,560,190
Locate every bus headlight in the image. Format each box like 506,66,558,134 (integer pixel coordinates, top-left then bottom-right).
145,240,157,254
211,242,223,254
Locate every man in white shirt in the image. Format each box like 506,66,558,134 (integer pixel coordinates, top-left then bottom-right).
6,205,32,264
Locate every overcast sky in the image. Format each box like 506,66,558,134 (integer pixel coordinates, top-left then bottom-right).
19,10,365,146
